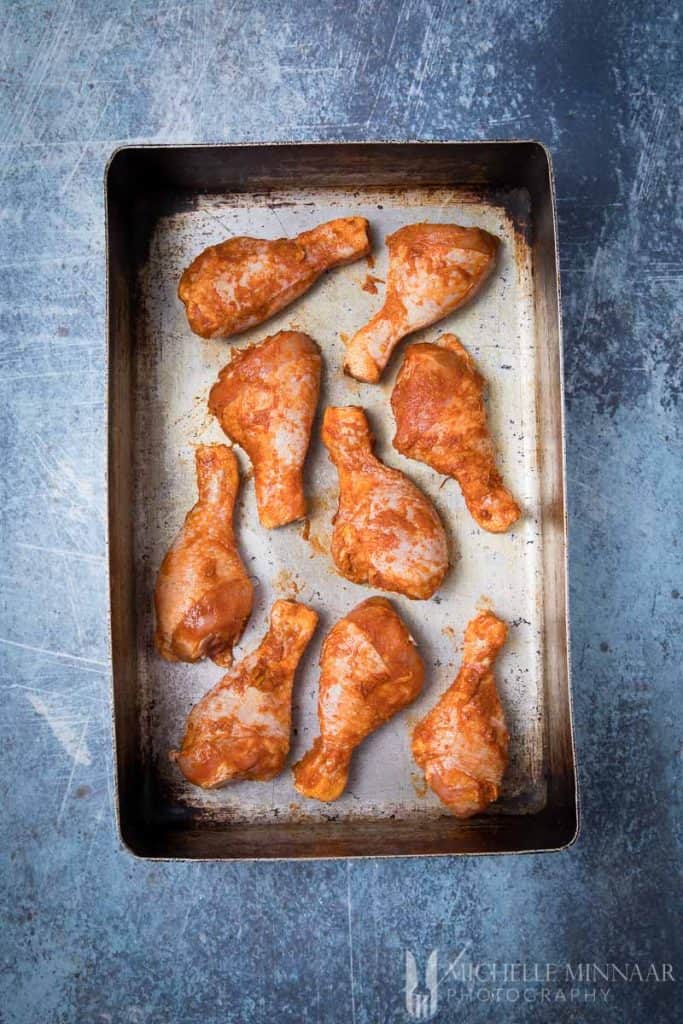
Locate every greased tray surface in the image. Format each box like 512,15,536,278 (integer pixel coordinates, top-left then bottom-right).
106,143,576,857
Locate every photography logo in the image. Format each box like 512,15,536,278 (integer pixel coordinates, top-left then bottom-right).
405,950,439,1020
403,945,675,1015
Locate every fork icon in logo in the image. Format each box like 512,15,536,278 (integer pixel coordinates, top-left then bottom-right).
405,950,438,1020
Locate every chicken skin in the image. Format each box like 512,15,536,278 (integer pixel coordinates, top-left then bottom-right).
173,600,318,788
391,335,520,533
178,217,371,339
209,331,322,528
412,611,509,818
344,223,499,382
293,597,424,801
322,406,449,600
154,445,253,667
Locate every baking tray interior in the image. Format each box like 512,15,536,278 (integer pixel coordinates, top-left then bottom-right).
106,142,577,859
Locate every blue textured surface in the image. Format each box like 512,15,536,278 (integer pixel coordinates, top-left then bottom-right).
1,1,680,1021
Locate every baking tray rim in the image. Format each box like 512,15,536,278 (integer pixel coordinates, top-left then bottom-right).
104,138,579,860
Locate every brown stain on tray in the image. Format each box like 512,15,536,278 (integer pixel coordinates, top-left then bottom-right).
305,530,329,558
273,569,303,598
299,515,330,556
308,485,336,515
360,273,384,295
410,771,428,799
441,624,457,642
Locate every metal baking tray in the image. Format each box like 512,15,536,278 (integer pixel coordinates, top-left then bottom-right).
106,142,577,859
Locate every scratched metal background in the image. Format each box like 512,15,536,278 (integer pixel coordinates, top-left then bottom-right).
0,2,680,1022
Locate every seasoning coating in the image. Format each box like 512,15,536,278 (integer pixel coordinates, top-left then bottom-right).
391,334,520,532
412,611,509,818
322,405,449,599
293,597,424,801
179,217,371,339
154,445,254,666
344,223,499,382
174,600,318,787
209,331,322,528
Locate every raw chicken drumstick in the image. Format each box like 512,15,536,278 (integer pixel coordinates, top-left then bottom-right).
293,597,424,801
209,331,322,528
344,223,499,382
173,600,318,788
391,334,520,533
154,445,253,666
178,217,371,339
412,611,509,818
322,406,449,600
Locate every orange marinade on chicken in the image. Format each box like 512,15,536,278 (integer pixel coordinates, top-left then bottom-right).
178,217,371,339
322,406,449,600
209,331,321,529
293,597,424,802
344,222,499,382
412,611,509,818
391,334,520,533
174,600,318,788
154,445,253,667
